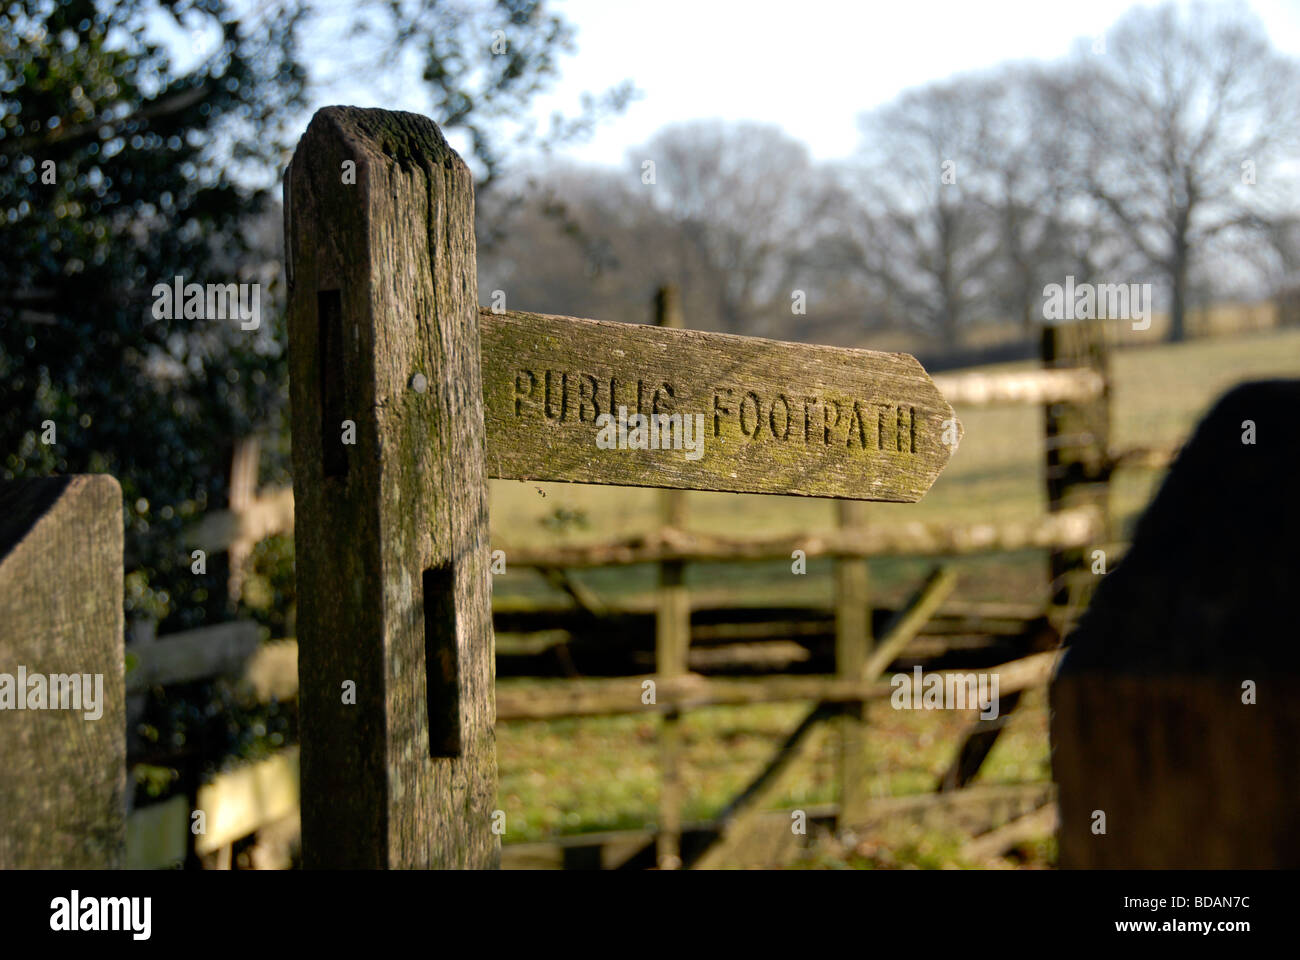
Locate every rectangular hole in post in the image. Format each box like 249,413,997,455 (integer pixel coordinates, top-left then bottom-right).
318,290,347,479
423,565,461,758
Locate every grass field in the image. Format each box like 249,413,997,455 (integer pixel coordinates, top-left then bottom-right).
490,327,1300,866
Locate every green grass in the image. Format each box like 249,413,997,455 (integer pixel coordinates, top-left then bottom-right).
490,328,1300,866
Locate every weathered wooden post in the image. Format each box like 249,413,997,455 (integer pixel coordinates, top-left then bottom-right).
1041,319,1109,630
1052,380,1300,867
0,475,125,868
286,107,498,868
834,500,871,825
653,285,691,870
287,106,959,869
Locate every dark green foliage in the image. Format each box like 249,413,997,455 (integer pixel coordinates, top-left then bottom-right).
1,0,305,628
375,0,635,187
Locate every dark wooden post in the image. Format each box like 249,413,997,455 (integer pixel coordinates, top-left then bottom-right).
1052,380,1300,867
654,285,691,869
1041,320,1109,631
0,475,125,868
834,500,871,825
286,107,498,868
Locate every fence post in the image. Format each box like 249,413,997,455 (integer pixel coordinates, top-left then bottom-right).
654,285,691,869
1041,320,1110,631
286,107,498,868
0,475,125,868
835,500,871,825
226,434,260,606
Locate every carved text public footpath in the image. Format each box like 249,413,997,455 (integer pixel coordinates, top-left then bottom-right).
480,309,956,501
510,367,918,454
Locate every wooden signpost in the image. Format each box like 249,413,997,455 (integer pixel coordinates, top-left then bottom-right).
286,107,958,868
481,309,957,501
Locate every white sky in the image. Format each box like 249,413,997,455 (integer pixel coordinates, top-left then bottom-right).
511,0,1300,167
159,0,1300,171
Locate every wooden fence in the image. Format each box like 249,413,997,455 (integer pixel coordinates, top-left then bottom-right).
1,107,1187,871
124,263,1167,870
108,312,1162,869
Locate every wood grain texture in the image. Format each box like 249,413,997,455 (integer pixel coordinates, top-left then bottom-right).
481,309,959,500
287,106,497,868
1052,673,1300,868
0,475,124,868
1052,380,1300,868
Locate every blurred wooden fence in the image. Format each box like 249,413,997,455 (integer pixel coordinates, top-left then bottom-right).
123,295,1178,869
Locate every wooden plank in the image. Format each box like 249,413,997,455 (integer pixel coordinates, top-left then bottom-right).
481,309,959,501
0,475,125,868
653,285,692,870
497,675,887,719
932,368,1104,406
287,106,497,868
195,747,300,855
497,652,1059,721
498,505,1102,567
495,598,1043,633
861,567,959,681
125,621,261,694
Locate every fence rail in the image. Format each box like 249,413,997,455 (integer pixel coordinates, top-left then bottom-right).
158,309,1145,868
497,506,1104,569
931,367,1105,406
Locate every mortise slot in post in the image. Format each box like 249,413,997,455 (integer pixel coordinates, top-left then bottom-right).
423,565,462,758
318,290,347,479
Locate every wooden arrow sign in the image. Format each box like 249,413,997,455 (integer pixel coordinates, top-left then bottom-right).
286,105,962,870
481,308,960,501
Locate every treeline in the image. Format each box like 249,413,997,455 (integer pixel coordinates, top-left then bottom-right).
478,2,1300,348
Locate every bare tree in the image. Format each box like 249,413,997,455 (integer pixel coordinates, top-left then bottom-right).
847,76,1004,346
476,161,690,323
632,122,834,336
1056,1,1300,341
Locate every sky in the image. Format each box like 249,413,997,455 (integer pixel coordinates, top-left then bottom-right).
298,0,1300,169
153,0,1300,173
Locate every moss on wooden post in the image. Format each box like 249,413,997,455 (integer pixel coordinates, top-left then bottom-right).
0,475,125,868
286,107,497,868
